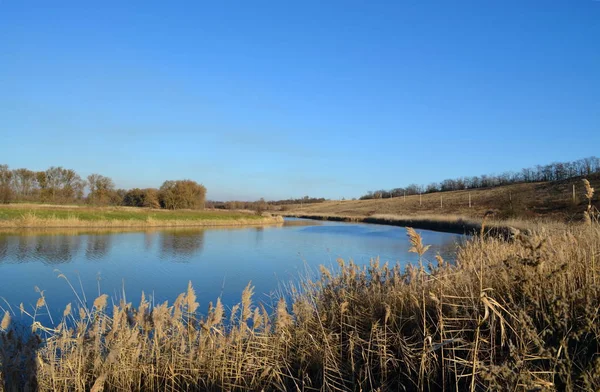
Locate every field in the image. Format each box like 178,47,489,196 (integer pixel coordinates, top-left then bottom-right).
283,175,600,221
0,204,282,228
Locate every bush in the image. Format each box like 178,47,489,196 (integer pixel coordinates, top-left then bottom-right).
159,180,206,210
124,188,160,209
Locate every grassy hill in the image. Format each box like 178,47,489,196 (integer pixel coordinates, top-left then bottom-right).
283,174,600,222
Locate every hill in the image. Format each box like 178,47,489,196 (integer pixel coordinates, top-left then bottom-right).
283,174,600,222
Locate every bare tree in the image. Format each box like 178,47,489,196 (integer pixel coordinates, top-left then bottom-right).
360,155,600,200
0,164,13,204
87,174,115,205
11,168,37,201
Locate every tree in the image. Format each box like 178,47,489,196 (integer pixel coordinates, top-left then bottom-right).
35,167,85,203
44,166,63,201
159,180,206,210
87,174,115,205
142,189,160,209
0,164,13,204
253,197,267,215
426,183,439,193
59,168,85,202
124,188,160,208
12,168,37,200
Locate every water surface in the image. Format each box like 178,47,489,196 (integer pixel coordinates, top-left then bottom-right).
0,219,463,321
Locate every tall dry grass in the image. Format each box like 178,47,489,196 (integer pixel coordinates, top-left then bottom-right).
1,186,599,391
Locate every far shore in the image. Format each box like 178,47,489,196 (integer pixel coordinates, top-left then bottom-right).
282,212,559,237
0,204,283,229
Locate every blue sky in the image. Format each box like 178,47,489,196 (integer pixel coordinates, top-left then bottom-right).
1,1,599,200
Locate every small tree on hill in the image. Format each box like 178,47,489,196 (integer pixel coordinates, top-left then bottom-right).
159,180,206,210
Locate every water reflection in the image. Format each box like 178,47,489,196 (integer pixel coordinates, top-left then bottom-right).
159,230,205,261
85,234,113,260
0,236,6,260
144,231,157,251
0,227,254,264
0,221,463,320
0,234,83,264
255,226,264,245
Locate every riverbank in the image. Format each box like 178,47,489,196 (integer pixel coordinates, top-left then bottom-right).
1,220,598,391
283,212,560,238
285,212,481,233
280,175,600,221
0,205,283,228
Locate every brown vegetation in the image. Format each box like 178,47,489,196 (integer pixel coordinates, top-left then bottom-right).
87,174,120,206
1,195,599,390
360,155,600,199
123,188,161,209
283,175,600,222
208,196,327,211
158,180,206,210
0,165,12,204
0,164,207,211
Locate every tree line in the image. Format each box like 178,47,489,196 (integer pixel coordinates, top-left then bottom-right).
206,196,326,213
207,196,326,210
360,156,600,200
0,164,206,209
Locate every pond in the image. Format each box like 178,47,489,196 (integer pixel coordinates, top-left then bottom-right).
0,218,464,323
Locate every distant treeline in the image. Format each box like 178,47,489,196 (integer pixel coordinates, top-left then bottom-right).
0,164,206,210
207,196,326,211
361,156,600,200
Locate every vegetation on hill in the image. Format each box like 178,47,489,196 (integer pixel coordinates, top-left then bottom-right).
0,164,206,210
206,196,327,212
360,155,600,200
284,176,600,223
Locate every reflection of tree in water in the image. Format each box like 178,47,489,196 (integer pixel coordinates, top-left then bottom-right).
17,235,37,261
0,235,7,261
159,230,205,261
6,235,84,264
0,235,33,263
144,231,157,251
85,234,112,260
255,226,264,245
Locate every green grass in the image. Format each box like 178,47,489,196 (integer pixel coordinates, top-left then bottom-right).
0,206,264,222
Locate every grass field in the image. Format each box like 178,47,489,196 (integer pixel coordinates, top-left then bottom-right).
283,175,600,222
0,204,282,228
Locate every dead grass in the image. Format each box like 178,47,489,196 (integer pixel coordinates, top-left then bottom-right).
284,174,600,221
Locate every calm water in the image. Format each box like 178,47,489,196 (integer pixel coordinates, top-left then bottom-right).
0,219,463,321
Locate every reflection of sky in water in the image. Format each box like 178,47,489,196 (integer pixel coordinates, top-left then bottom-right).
0,219,464,323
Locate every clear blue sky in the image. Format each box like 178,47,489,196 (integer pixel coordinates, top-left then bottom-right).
1,1,599,200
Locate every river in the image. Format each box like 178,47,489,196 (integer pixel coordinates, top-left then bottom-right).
0,218,463,323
